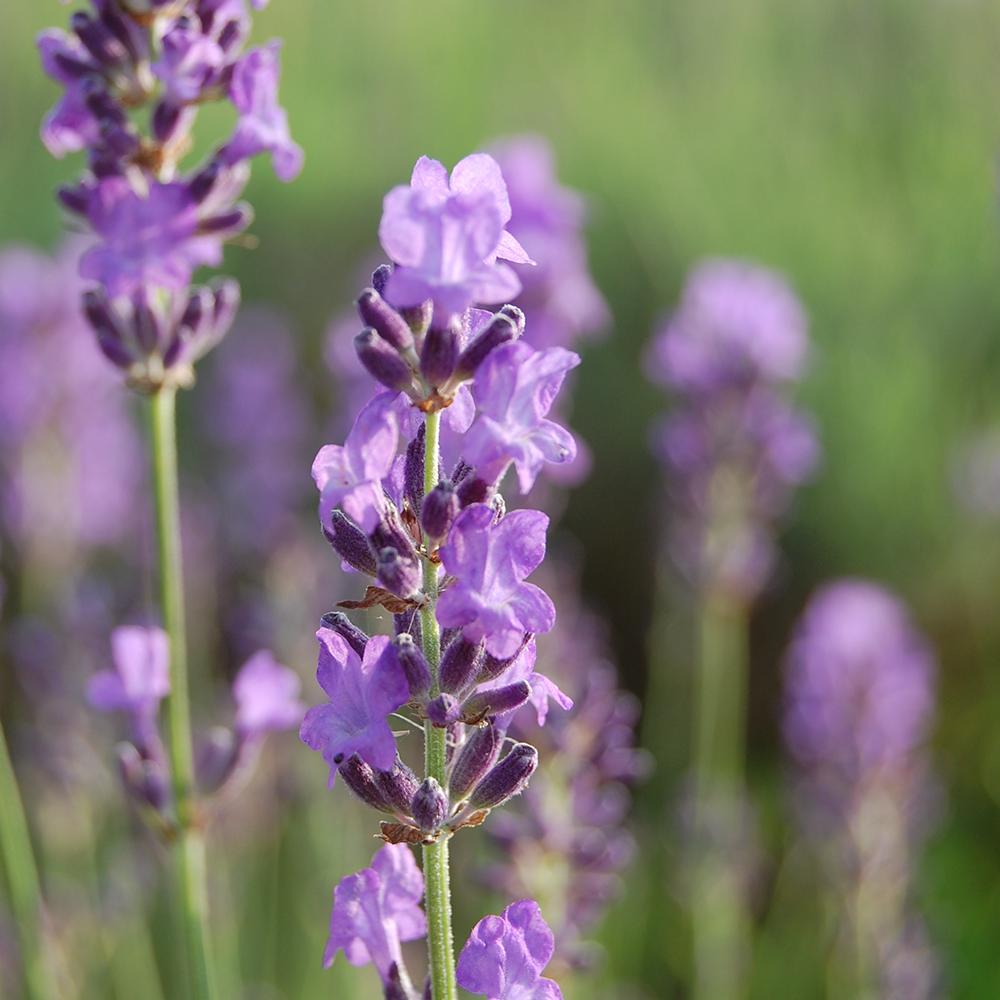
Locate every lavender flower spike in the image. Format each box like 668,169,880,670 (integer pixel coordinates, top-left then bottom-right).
436,505,556,659
325,843,427,983
379,154,534,322
232,650,306,738
463,341,580,493
300,632,410,784
456,900,563,1000
86,626,171,736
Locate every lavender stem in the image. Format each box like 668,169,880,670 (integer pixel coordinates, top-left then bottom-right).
690,594,751,1000
0,714,57,1000
149,387,217,1000
420,410,458,1000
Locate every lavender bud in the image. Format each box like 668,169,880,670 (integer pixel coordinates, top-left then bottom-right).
411,777,448,832
339,754,394,813
196,726,238,794
58,184,90,216
83,290,131,368
394,611,422,648
419,324,458,387
400,301,432,337
118,742,170,812
189,159,222,204
456,475,494,508
478,633,533,683
448,723,503,801
461,680,532,721
376,546,423,600
71,12,128,69
320,611,370,659
322,510,378,576
152,100,182,145
384,963,409,1000
356,328,416,394
454,306,524,380
438,635,484,696
426,693,462,728
393,633,432,698
421,480,459,543
373,758,421,816
404,426,426,518
370,507,418,559
357,288,415,353
469,743,539,810
372,264,392,295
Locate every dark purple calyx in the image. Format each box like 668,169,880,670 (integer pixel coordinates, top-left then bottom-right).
372,757,420,816
421,480,459,544
453,305,524,381
320,611,370,659
357,288,415,354
419,324,458,388
411,777,448,833
461,681,531,723
426,693,462,728
438,635,484,696
448,723,503,801
356,328,418,395
468,743,538,810
323,511,378,577
376,547,423,600
393,633,432,698
339,754,394,813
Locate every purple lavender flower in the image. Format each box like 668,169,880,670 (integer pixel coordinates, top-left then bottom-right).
232,650,306,738
476,639,572,729
646,259,808,393
222,41,303,181
152,19,226,103
79,175,249,298
312,392,399,534
86,626,170,744
378,154,533,322
456,900,562,1000
783,580,940,999
490,136,610,352
300,631,410,784
646,259,818,600
325,843,427,983
463,342,580,493
436,505,556,659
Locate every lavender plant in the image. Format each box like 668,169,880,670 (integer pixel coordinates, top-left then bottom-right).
33,3,303,998
302,153,581,1000
645,260,819,1000
783,580,941,1000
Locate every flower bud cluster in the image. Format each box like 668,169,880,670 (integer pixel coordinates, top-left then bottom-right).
87,626,304,827
646,259,820,601
39,0,302,390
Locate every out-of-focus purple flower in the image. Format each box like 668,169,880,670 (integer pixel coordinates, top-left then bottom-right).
312,393,399,534
152,19,226,103
324,843,426,982
233,650,306,737
784,580,935,785
463,342,580,492
86,626,170,736
222,41,303,181
490,136,610,352
79,175,249,297
300,631,410,784
456,899,562,1000
378,154,533,322
783,580,941,999
40,81,101,159
647,259,808,393
0,242,143,549
646,259,817,601
436,505,555,659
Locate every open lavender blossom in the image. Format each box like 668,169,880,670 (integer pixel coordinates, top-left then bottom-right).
437,505,556,659
300,630,410,784
325,843,427,983
490,136,610,352
232,650,306,739
87,626,170,741
379,154,533,323
456,900,563,1000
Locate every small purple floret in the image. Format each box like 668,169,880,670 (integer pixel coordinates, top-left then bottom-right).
299,632,409,784
378,154,533,322
463,342,580,493
324,843,427,982
456,900,563,1000
436,505,555,659
232,650,306,738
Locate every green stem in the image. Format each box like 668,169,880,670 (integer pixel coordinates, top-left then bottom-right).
0,714,57,1000
149,388,217,1000
689,591,751,1000
419,410,458,1000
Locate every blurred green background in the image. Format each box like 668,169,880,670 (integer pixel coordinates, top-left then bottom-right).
5,0,1000,997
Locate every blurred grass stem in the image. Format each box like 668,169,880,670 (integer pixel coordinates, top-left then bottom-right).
0,714,59,1000
420,410,458,1000
149,387,218,1000
690,593,751,1000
